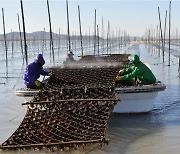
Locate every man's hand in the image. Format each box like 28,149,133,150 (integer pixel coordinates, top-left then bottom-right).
34,80,42,87
118,69,124,75
48,72,53,76
116,76,122,81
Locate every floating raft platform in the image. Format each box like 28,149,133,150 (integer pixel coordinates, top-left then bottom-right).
1,54,131,151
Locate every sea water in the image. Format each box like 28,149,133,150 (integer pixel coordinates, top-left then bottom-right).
0,43,180,154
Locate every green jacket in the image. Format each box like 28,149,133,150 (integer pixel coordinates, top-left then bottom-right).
121,61,156,84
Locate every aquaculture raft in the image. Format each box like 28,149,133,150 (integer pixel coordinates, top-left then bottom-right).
0,54,130,151
0,68,127,151
64,54,130,68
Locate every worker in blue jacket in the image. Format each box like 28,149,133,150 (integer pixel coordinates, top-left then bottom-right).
23,54,52,89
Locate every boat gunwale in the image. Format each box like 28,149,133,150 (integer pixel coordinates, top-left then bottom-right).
115,83,166,93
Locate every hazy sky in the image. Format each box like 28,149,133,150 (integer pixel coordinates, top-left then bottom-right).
0,0,179,37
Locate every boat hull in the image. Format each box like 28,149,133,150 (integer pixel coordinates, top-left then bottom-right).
15,83,166,113
15,88,39,102
114,83,166,113
114,91,158,113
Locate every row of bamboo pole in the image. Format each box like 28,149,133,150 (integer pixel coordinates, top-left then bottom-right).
1,0,131,79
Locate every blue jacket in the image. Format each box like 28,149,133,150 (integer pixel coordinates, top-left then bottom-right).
23,60,48,87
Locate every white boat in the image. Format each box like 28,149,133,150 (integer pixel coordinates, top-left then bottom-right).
15,88,39,102
114,82,166,113
15,82,166,113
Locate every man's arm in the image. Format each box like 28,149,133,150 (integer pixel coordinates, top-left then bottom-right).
41,69,49,76
123,66,135,74
121,67,139,80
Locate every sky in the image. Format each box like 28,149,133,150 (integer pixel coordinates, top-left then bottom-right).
0,0,179,37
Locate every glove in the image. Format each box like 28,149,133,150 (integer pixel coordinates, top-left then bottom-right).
118,69,124,75
34,80,42,87
48,72,53,76
116,76,122,81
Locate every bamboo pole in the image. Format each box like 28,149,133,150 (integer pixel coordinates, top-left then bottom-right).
121,30,123,49
107,20,110,54
158,25,161,56
41,29,45,54
47,0,55,63
163,10,167,55
44,28,47,49
89,27,90,53
0,139,103,149
66,0,71,52
17,13,24,57
156,25,159,55
58,28,61,57
22,98,118,105
118,27,121,50
72,31,77,53
101,16,104,53
94,9,96,56
179,56,180,73
78,5,83,57
2,8,8,76
176,28,178,47
109,26,112,54
168,1,171,66
11,30,14,57
97,25,99,56
55,30,58,48
106,20,109,54
158,7,165,63
20,0,28,65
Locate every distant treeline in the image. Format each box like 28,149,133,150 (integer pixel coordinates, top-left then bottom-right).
0,31,101,41
0,31,140,41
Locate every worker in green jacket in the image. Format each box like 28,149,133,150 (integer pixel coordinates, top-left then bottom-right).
116,55,156,85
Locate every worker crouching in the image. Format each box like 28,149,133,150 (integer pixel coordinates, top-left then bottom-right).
116,55,156,85
23,54,52,89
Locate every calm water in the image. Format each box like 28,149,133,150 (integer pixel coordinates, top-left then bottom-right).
0,43,180,154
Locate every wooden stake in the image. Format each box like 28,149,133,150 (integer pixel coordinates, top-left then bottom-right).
22,98,118,105
2,8,8,76
106,20,109,54
168,1,171,66
78,5,83,57
158,7,165,63
66,0,71,52
20,0,28,65
11,30,14,57
17,13,24,57
101,17,104,52
47,0,55,63
94,9,96,56
97,25,100,56
163,10,167,56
